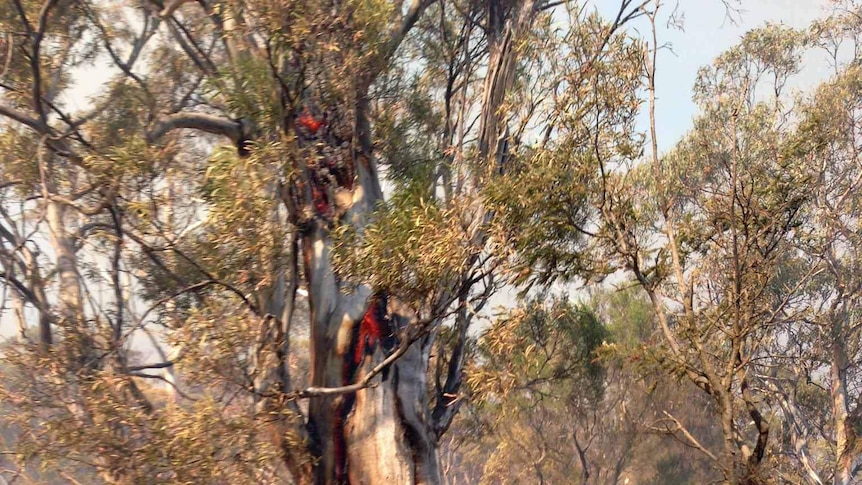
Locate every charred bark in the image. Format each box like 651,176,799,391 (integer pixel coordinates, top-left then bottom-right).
287,92,440,481
298,155,442,483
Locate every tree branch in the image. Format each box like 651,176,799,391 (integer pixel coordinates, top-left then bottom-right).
0,104,48,132
28,0,59,124
371,0,438,80
165,16,218,76
652,410,720,464
77,0,157,100
0,271,38,305
127,360,175,372
147,113,243,143
129,372,196,400
291,339,412,398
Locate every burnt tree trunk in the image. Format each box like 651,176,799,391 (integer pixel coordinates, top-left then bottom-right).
299,145,441,483
297,4,542,482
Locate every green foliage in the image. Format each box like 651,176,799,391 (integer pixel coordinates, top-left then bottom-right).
591,286,654,348
87,83,152,150
4,0,862,483
0,339,284,484
84,136,172,184
346,0,396,55
194,142,292,291
373,74,444,193
462,297,611,483
0,127,42,192
470,296,610,413
332,191,476,305
693,23,806,109
211,57,284,133
486,14,645,289
486,148,599,287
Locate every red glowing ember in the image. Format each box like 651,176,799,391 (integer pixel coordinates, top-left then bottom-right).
298,113,324,134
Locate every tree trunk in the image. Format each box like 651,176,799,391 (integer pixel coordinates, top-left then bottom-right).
45,195,93,363
478,0,538,166
301,148,441,483
346,324,439,484
831,328,861,485
46,199,83,325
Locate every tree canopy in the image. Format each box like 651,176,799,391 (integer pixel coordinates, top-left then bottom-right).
1,0,861,484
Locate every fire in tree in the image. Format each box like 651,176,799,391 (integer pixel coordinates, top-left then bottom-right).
291,106,355,221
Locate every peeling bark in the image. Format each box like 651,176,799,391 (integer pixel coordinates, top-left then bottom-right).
46,199,83,325
296,110,443,481
831,332,861,485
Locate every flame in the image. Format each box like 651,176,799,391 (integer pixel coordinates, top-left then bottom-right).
298,113,323,134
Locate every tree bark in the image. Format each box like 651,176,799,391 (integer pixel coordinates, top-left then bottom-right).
478,0,538,167
45,198,84,332
831,324,861,485
300,144,441,482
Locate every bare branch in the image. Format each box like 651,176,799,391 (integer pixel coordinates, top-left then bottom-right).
134,279,260,333
370,0,439,80
165,16,219,76
0,271,38,305
0,104,48,132
654,411,720,464
77,0,158,100
292,339,412,398
0,101,84,163
147,113,243,143
127,361,175,372
129,372,196,400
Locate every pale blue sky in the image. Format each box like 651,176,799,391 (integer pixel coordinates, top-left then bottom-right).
640,0,832,151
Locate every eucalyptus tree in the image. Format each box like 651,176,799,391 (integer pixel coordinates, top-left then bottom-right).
486,13,836,484
766,6,862,483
